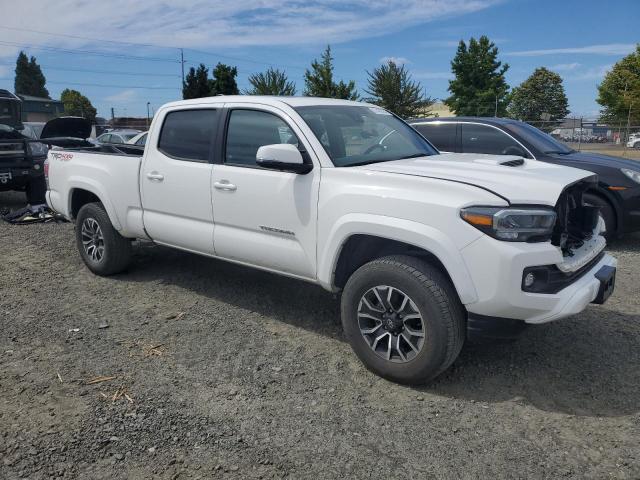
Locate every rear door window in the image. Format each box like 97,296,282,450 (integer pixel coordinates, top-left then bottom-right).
412,122,457,152
460,123,528,157
158,109,218,162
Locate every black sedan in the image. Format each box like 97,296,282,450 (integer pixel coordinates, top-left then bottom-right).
408,117,640,239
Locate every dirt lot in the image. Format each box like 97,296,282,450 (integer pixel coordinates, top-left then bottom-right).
1,190,639,480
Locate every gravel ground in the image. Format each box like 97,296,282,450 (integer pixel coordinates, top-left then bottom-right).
1,190,639,479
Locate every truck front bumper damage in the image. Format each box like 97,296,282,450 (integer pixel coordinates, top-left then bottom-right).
460,233,617,338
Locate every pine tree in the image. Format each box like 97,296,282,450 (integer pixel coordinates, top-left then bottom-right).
14,51,50,98
182,64,211,99
304,46,358,100
508,67,569,122
210,63,239,96
246,68,296,96
365,61,434,118
445,36,509,116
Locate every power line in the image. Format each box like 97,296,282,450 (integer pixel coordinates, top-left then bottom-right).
0,25,307,71
0,40,180,63
47,80,178,90
0,62,180,78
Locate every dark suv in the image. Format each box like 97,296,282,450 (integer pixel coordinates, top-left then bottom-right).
0,89,48,204
408,117,640,239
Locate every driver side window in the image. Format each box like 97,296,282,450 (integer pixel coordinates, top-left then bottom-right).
461,123,528,157
225,109,299,167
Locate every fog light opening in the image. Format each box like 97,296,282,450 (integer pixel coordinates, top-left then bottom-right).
524,272,536,288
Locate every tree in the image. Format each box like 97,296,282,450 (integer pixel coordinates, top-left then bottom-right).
60,89,97,122
365,61,434,118
14,51,50,98
445,36,510,116
210,63,239,96
304,45,358,100
508,67,569,123
246,68,296,96
182,64,211,99
597,44,640,126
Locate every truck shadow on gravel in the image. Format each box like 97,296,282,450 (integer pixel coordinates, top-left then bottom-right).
118,242,639,418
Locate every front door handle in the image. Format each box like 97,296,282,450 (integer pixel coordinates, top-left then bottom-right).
146,172,164,182
214,180,237,191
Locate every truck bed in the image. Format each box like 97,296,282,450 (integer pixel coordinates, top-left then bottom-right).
47,147,147,238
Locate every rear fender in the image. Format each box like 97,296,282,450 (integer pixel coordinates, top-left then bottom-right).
68,177,122,230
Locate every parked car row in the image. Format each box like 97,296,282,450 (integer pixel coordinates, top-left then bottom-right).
408,117,640,240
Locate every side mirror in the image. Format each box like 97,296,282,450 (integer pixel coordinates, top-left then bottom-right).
256,144,313,174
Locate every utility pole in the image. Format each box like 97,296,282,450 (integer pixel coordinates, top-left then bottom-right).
146,102,151,129
180,48,185,86
494,94,498,117
624,100,633,155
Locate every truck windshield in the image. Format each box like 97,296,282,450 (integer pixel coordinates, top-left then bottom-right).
504,121,574,155
294,105,437,167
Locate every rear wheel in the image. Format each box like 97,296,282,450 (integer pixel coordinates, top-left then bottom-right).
584,193,616,240
75,202,132,276
341,255,465,385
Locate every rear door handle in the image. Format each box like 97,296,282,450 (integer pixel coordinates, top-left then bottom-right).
214,180,237,191
146,172,164,182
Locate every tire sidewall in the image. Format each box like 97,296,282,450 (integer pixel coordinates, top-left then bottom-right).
341,260,455,384
75,203,116,275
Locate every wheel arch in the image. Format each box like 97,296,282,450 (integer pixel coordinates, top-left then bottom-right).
68,182,122,230
318,216,479,305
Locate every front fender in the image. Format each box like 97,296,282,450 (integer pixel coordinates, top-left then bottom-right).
317,213,480,304
67,177,122,230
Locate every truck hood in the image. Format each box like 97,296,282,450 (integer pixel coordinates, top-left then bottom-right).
41,116,91,140
357,153,594,205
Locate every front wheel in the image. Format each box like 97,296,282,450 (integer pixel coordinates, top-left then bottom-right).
341,255,465,385
75,202,132,276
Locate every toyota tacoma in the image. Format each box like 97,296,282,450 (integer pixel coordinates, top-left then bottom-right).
45,97,617,384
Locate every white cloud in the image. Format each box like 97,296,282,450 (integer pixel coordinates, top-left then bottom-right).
0,65,9,77
0,1,500,59
413,71,453,80
507,44,635,57
105,89,137,103
567,64,613,81
549,62,581,71
380,56,411,65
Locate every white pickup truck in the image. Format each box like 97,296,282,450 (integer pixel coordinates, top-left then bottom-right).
46,96,617,384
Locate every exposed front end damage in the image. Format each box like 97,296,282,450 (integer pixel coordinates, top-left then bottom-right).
552,176,602,256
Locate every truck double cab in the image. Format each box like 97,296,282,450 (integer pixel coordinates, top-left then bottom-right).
46,97,617,384
0,89,49,204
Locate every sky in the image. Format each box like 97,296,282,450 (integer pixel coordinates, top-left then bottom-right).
0,0,636,120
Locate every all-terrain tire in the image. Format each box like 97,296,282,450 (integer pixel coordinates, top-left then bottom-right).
341,255,465,385
75,202,132,276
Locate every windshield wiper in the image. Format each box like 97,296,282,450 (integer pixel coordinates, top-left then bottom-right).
402,153,429,159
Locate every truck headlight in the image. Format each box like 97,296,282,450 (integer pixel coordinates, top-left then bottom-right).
28,141,49,157
461,207,557,242
621,168,640,184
